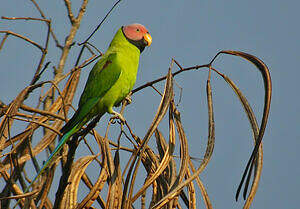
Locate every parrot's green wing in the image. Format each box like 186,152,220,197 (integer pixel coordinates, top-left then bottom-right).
61,53,121,134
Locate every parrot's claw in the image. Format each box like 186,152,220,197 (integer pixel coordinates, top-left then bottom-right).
110,111,126,123
124,93,132,105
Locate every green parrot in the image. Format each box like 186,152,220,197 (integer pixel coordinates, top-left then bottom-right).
23,23,152,194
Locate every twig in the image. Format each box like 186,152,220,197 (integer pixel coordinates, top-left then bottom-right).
63,0,75,24
150,85,163,96
79,0,123,45
56,0,88,77
39,54,97,102
0,33,8,51
29,17,51,86
30,0,62,48
0,189,39,200
11,116,62,136
1,16,50,23
20,104,65,120
132,63,209,94
85,41,103,56
0,31,44,51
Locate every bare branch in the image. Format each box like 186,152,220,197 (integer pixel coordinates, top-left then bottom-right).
30,0,62,48
132,62,209,94
63,0,75,24
1,16,50,23
0,33,9,51
0,30,44,51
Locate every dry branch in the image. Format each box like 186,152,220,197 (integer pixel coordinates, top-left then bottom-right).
0,1,271,208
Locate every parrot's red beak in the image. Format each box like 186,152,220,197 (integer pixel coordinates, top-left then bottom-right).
143,33,152,46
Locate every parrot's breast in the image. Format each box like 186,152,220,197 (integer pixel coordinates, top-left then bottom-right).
98,51,140,111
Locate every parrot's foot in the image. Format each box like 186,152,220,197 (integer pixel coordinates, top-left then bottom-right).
124,92,132,105
110,111,126,123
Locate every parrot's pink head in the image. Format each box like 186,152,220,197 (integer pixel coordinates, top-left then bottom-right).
122,23,152,52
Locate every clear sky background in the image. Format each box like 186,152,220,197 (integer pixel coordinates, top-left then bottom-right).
1,0,299,208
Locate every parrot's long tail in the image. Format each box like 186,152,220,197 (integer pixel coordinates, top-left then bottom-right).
12,125,79,209
24,124,78,193
60,108,83,134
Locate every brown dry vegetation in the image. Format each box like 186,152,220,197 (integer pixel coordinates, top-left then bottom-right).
0,1,271,209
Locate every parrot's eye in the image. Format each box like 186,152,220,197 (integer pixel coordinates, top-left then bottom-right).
136,28,140,32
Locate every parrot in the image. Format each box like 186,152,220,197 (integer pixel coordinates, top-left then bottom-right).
21,23,152,196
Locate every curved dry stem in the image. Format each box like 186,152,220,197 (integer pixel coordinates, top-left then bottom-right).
189,160,213,209
0,82,46,152
214,70,263,208
185,164,196,209
122,68,173,209
11,116,62,137
76,130,108,209
173,106,189,182
150,79,215,209
61,155,97,208
210,50,271,201
0,69,81,173
131,103,176,202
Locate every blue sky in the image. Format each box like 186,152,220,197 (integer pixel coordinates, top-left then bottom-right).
1,0,299,208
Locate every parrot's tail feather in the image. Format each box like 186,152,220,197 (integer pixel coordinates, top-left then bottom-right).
60,111,81,134
23,125,78,194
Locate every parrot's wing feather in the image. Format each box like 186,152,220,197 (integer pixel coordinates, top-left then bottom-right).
60,98,99,134
61,53,121,134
